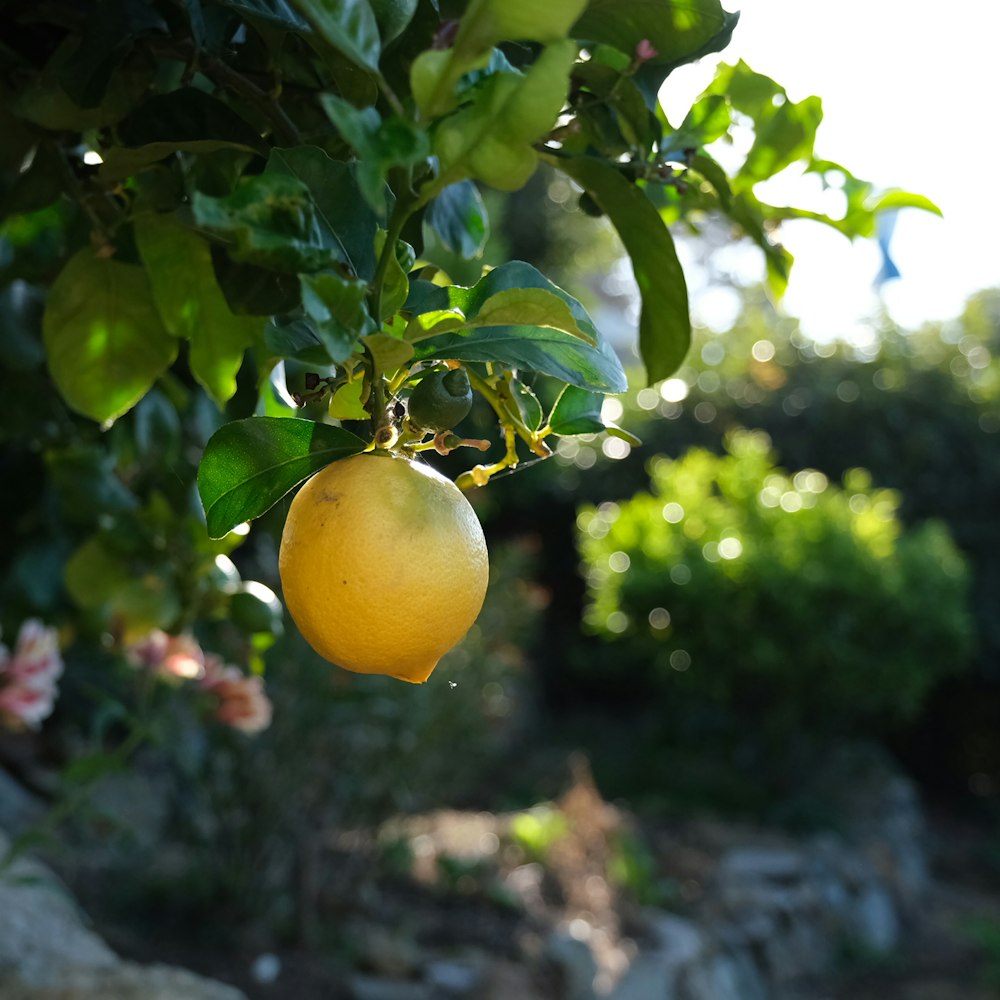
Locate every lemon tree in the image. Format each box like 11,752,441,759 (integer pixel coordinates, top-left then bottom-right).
1,0,937,678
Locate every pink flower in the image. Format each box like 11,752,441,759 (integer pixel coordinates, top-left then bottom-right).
0,683,56,728
635,39,658,63
201,662,272,734
0,620,63,730
125,631,204,679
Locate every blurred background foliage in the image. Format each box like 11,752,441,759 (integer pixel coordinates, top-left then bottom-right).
1,108,999,964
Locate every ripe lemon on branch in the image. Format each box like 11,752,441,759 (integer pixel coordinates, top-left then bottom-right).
278,453,489,683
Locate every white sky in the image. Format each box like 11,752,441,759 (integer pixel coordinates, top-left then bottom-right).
661,1,1000,340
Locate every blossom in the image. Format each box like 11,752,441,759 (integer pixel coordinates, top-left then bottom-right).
201,659,272,734
124,632,271,734
125,631,204,679
635,39,658,63
0,619,63,730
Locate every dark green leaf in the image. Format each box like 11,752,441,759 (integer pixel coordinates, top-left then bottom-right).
548,154,689,384
265,318,334,365
117,88,265,152
320,95,429,214
266,146,380,279
425,180,489,258
212,251,303,316
289,0,381,71
547,383,639,442
42,248,177,423
216,0,311,31
57,0,166,108
369,0,418,42
192,172,342,272
135,213,264,406
45,445,138,523
198,417,366,537
547,382,604,435
100,140,261,183
0,282,45,370
510,378,543,430
13,36,153,130
0,142,67,221
299,270,377,361
413,325,626,392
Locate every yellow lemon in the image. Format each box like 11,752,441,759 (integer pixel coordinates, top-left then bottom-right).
278,452,489,683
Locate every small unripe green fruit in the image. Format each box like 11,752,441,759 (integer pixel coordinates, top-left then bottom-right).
407,368,473,431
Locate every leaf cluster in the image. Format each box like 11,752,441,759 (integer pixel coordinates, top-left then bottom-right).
0,0,933,536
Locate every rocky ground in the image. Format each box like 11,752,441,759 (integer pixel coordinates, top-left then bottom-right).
2,757,999,999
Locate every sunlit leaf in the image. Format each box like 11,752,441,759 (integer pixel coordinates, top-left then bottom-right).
42,249,177,423
198,417,366,537
548,154,689,384
135,213,264,406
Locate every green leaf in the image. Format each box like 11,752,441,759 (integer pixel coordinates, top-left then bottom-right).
361,330,415,372
288,0,381,72
369,0,418,42
116,88,266,152
869,190,943,217
547,154,689,384
266,146,380,279
192,172,341,273
197,417,366,538
374,229,412,320
328,378,369,419
413,326,626,392
134,213,264,406
320,96,430,213
425,180,490,259
42,248,177,423
100,139,261,183
574,0,739,98
406,261,600,343
510,378,543,430
547,383,639,442
431,41,577,190
663,94,731,155
216,0,311,31
299,271,377,362
457,0,588,56
265,318,334,365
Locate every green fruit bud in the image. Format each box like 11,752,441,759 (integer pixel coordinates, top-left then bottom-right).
408,368,474,431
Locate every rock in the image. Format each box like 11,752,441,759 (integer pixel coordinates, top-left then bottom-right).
0,963,245,999
716,847,807,883
0,829,246,999
424,957,484,995
608,914,705,1000
680,950,767,1000
851,883,900,952
546,928,598,1000
349,975,433,1000
0,835,118,986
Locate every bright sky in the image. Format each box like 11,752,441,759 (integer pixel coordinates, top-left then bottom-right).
662,1,1000,341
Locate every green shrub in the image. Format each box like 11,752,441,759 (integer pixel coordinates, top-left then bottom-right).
578,431,974,742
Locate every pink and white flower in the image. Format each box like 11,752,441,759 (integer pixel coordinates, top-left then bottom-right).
0,619,63,730
201,659,272,735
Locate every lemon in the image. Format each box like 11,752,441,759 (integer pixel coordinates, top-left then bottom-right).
278,452,489,683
